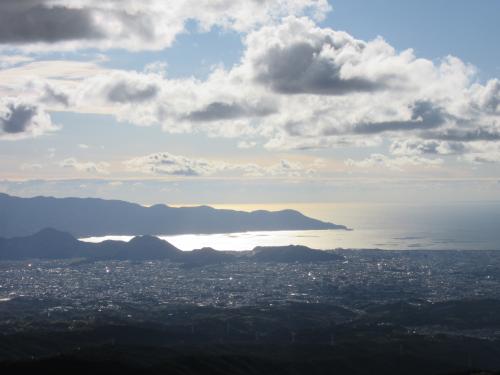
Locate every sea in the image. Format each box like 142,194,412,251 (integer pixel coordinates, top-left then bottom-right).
80,201,500,251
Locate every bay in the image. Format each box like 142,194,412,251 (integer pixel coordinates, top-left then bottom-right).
80,201,500,251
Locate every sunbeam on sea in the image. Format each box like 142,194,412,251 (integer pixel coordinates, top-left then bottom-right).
80,201,500,251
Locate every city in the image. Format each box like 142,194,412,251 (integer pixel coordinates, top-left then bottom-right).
1,249,500,327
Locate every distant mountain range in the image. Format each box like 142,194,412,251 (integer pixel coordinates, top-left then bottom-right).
0,193,348,238
0,228,343,265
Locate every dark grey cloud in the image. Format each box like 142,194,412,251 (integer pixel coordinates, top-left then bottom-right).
0,1,332,51
0,1,157,48
254,42,384,95
41,85,69,107
107,81,159,103
185,101,275,122
421,128,500,142
351,101,447,135
0,103,37,134
0,0,103,44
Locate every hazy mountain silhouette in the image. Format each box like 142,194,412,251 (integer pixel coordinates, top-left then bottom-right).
90,235,184,261
0,228,82,260
0,193,347,238
0,229,343,264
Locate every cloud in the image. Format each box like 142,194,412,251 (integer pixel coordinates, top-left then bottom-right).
106,80,159,103
0,103,37,134
143,61,168,76
40,84,70,106
462,152,500,164
242,17,431,96
124,152,215,176
124,152,314,177
184,101,275,122
58,158,109,174
0,11,499,175
471,79,499,114
237,140,258,149
73,70,164,115
421,128,500,142
346,153,443,171
264,132,383,150
20,163,43,171
351,101,448,135
0,99,57,139
457,142,500,164
251,40,381,95
390,138,466,156
0,54,34,69
0,0,331,52
0,1,102,44
0,59,108,116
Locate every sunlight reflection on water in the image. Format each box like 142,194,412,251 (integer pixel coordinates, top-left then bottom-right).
80,202,500,251
81,230,342,251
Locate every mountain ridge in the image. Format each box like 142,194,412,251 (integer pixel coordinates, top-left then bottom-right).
0,193,348,238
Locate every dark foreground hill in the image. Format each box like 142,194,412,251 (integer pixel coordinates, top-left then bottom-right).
0,193,347,237
1,301,500,375
0,228,343,265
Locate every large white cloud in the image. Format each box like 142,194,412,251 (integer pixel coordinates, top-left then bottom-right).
0,14,499,167
0,0,330,52
242,17,407,95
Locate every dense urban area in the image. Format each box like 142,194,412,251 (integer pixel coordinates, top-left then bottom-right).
1,250,500,313
2,250,500,374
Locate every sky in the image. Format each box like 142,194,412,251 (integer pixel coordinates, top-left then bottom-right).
0,0,499,205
